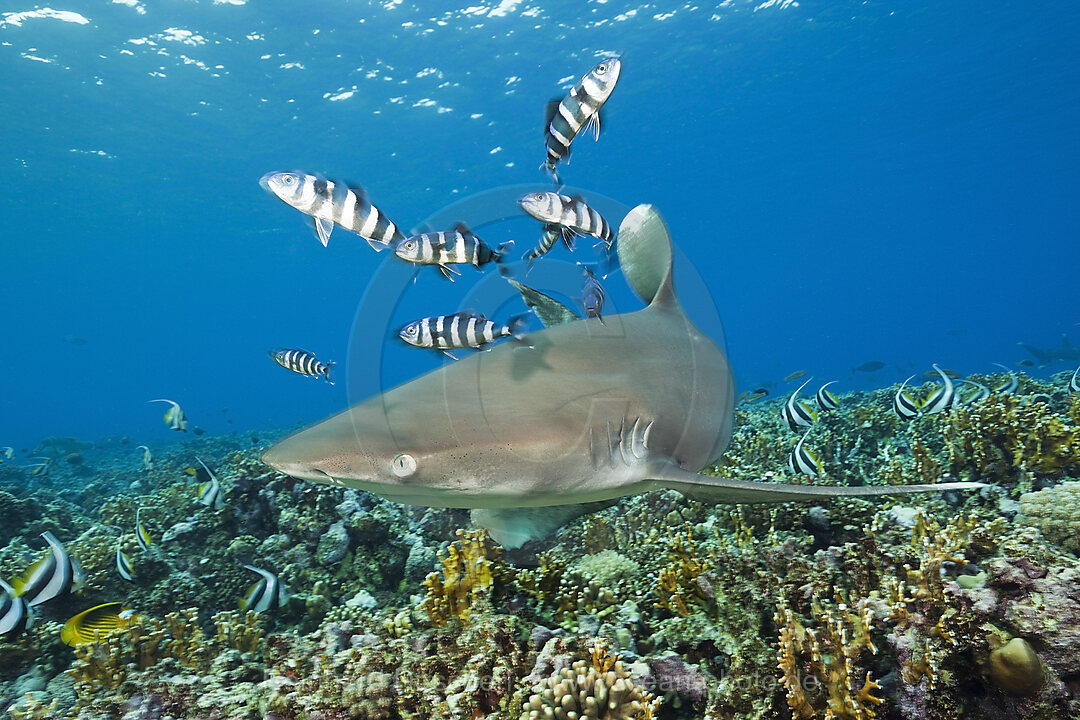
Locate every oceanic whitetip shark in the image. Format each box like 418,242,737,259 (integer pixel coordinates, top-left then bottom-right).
263,205,983,547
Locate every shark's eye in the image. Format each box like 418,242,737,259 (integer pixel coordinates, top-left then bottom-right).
391,454,417,478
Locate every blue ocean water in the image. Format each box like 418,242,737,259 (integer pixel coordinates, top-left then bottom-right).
2,0,1078,454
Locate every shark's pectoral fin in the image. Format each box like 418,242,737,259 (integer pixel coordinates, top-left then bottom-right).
506,278,580,328
471,501,615,549
650,462,987,504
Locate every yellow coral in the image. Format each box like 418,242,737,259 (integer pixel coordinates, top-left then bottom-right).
422,529,501,626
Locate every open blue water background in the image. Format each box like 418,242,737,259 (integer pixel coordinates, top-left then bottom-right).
2,0,1078,454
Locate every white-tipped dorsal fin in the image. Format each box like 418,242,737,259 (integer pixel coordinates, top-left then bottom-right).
616,204,675,307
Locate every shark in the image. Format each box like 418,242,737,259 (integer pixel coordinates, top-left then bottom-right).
263,204,984,547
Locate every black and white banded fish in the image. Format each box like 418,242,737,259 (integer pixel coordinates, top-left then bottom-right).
136,445,152,471
1,447,14,461
581,266,606,323
269,348,334,384
893,375,920,420
518,192,616,251
11,532,85,607
781,377,817,432
116,537,134,582
259,171,406,251
959,380,990,405
923,364,957,415
399,312,527,356
816,381,840,411
522,225,564,270
0,577,33,638
787,428,821,478
26,458,51,476
543,57,622,185
150,398,187,432
135,508,154,555
394,224,510,281
992,363,1019,394
239,565,288,614
196,457,225,510
1071,366,1080,393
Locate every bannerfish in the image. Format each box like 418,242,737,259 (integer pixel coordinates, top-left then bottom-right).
959,380,990,405
784,370,808,382
518,192,616,252
893,375,920,420
543,57,622,185
523,225,565,270
0,578,33,638
581,266,606,323
1,447,13,461
11,532,85,606
259,171,405,251
781,377,817,432
787,428,821,478
135,508,154,555
1071,366,1080,392
26,458,51,477
136,445,152,471
61,603,136,646
992,363,1019,394
394,224,511,281
923,364,957,415
196,457,225,510
852,361,885,373
816,381,839,411
270,348,334,385
399,312,527,356
239,565,288,614
116,537,134,582
263,205,984,549
150,399,187,432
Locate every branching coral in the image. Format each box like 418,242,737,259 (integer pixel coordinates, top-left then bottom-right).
654,524,710,618
422,528,502,626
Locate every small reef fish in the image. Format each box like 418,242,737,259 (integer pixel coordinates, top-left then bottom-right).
150,399,187,432
0,578,34,638
923,364,957,415
543,57,622,185
815,381,839,411
992,363,1019,394
11,532,85,607
116,537,134,582
959,380,990,405
196,457,225,510
1016,359,1035,368
581,266,606,323
1071,366,1080,392
522,225,565,269
136,445,152,471
784,370,808,382
852,360,885,373
259,171,405,250
270,348,334,384
135,508,154,555
737,388,770,405
787,428,821,478
394,225,510,281
781,378,817,432
26,458,51,476
893,375,920,420
518,192,615,251
1,447,13,461
239,565,288,614
922,367,960,380
399,312,526,356
61,603,136,646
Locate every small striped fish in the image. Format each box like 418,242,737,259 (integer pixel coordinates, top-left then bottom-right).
116,538,134,582
781,377,817,432
581,266,606,323
61,603,136,646
787,428,821,478
399,312,527,355
150,398,186,432
135,508,154,555
923,364,957,415
11,532,85,607
518,192,615,251
260,171,405,250
240,565,288,614
196,457,226,510
816,381,840,411
893,375,920,420
0,578,33,638
543,57,622,185
394,224,509,281
523,225,565,269
992,363,1019,394
959,380,990,405
270,348,334,384
1071,365,1080,393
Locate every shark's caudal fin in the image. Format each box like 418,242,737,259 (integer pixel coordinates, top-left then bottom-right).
616,204,675,307
651,461,986,504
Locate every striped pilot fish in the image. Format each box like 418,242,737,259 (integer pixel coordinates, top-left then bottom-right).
259,171,406,250
787,428,821,478
922,364,957,415
399,312,527,357
518,192,616,251
394,224,511,281
781,377,818,432
581,266,606,323
11,532,85,606
150,398,187,432
239,565,288,614
522,225,565,269
543,57,622,185
196,457,226,510
270,348,334,384
0,577,34,638
816,381,840,411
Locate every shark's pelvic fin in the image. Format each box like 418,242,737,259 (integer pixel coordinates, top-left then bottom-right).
471,502,615,549
651,461,986,504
